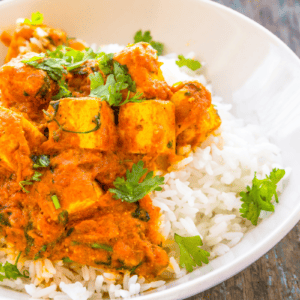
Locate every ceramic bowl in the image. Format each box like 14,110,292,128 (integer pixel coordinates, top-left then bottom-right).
0,0,299,299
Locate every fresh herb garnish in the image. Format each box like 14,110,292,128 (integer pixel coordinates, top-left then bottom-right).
51,79,72,100
34,245,47,260
62,257,73,263
239,168,285,226
23,12,44,26
109,161,164,203
22,55,67,82
91,243,113,252
176,55,201,71
58,210,68,225
51,195,61,209
89,60,143,106
32,155,50,169
131,207,150,222
0,252,29,281
97,52,114,75
167,141,173,149
0,213,11,227
19,171,43,193
130,261,143,274
134,30,164,55
174,234,210,272
24,223,34,255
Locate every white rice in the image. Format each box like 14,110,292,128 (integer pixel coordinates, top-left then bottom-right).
0,43,289,299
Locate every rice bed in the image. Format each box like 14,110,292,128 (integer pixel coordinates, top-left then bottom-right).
0,46,288,300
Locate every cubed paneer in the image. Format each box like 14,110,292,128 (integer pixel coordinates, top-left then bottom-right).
44,97,117,151
0,106,45,179
118,100,175,154
177,104,221,148
31,175,105,222
0,52,58,122
171,81,221,148
114,42,173,100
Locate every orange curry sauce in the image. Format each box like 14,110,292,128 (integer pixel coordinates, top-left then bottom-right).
0,20,221,278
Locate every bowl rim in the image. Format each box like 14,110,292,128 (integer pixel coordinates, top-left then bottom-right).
0,0,299,299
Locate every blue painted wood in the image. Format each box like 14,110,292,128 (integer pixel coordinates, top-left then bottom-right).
188,0,300,299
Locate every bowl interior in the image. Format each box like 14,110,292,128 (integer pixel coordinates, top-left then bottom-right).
0,0,300,299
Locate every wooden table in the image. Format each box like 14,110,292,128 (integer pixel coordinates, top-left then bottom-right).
188,1,300,299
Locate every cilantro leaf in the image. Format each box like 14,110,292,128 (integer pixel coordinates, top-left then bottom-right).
24,12,44,26
176,55,201,71
19,171,43,193
150,41,164,56
109,161,165,203
66,48,97,71
22,56,67,82
113,61,136,92
133,30,164,55
89,72,104,90
0,252,29,281
89,71,143,106
52,79,72,100
134,30,152,43
97,52,114,75
174,234,210,272
32,155,50,169
239,168,285,226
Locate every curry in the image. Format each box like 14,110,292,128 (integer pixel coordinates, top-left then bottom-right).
0,16,221,279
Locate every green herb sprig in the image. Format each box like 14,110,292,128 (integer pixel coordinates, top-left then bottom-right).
109,161,164,203
0,252,29,281
176,55,201,71
19,171,43,193
239,168,285,226
174,234,210,272
134,30,164,55
23,12,44,26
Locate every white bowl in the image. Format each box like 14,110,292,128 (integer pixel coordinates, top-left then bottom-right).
0,0,300,299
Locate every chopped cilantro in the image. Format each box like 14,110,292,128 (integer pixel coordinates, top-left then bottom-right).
167,141,173,149
19,171,43,193
134,30,164,55
0,213,11,227
52,79,72,100
97,52,114,75
51,195,61,209
89,72,104,90
176,55,201,71
239,168,285,226
24,12,44,26
58,210,68,226
130,261,143,274
0,252,29,281
32,155,50,169
131,207,150,222
22,55,67,82
62,257,73,263
174,234,210,272
91,243,113,252
109,161,164,203
66,48,98,71
89,66,142,106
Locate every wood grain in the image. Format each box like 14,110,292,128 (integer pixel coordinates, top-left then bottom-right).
188,0,300,299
